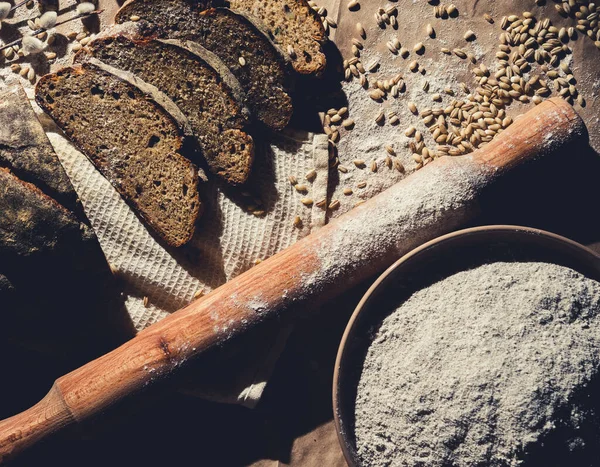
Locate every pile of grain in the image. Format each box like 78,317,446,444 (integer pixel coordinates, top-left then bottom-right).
335,4,592,166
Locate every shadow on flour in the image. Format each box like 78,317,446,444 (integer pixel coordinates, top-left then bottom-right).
517,372,600,466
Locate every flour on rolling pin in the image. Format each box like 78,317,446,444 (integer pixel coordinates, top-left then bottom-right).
304,158,488,293
238,98,583,316
216,157,487,333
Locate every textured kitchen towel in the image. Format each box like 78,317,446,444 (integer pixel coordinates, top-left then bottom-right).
30,87,329,406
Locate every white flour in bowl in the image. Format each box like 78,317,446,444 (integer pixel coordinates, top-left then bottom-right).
355,261,600,467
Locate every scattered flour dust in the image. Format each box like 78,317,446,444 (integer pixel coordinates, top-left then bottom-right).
305,159,489,299
355,262,600,467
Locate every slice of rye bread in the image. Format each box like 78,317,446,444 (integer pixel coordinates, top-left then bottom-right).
226,0,327,75
74,36,256,183
0,85,80,213
196,8,293,130
113,4,292,130
35,63,201,247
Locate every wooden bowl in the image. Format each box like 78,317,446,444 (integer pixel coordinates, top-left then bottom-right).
332,225,600,466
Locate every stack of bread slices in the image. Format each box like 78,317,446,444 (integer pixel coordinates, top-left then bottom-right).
36,0,327,248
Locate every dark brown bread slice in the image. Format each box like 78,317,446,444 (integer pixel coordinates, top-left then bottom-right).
0,166,108,300
0,85,80,213
75,35,255,184
196,8,292,130
35,63,201,247
226,0,327,75
114,3,293,130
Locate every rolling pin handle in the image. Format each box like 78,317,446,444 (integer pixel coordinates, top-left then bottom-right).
0,384,73,463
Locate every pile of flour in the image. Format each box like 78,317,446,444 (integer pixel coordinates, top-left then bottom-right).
355,262,600,467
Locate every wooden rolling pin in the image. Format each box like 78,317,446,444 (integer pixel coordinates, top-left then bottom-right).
0,98,586,461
